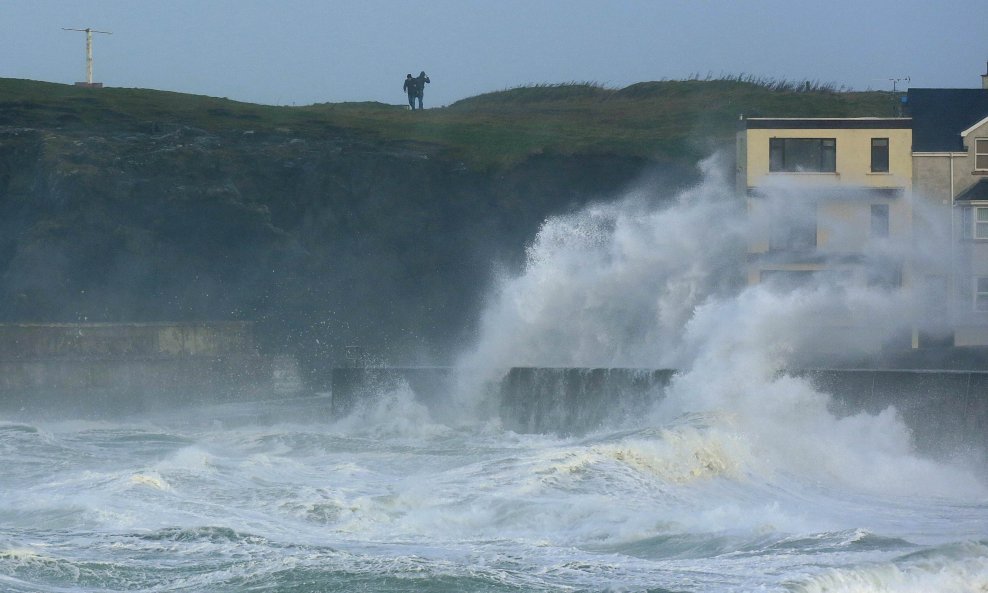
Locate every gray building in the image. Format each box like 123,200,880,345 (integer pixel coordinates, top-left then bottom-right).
908,73,988,346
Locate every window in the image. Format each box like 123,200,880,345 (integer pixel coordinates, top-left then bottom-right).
769,138,836,172
977,138,988,171
963,206,988,239
770,217,817,251
871,138,889,172
759,270,815,290
870,204,889,237
975,277,988,311
866,264,901,289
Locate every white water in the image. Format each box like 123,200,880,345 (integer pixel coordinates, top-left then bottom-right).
2,395,986,592
2,156,987,591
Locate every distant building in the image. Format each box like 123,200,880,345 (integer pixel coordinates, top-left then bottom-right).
736,63,988,351
736,116,914,352
907,75,988,346
737,117,913,288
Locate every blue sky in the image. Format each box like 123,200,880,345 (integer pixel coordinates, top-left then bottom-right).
3,0,987,107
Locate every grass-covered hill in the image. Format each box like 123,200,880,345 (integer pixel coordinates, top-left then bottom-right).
0,77,902,367
0,77,901,168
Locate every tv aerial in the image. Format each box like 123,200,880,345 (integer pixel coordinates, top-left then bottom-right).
62,27,112,87
887,76,910,92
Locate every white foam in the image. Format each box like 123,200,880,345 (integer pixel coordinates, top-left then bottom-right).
329,380,452,439
458,153,987,503
789,541,988,593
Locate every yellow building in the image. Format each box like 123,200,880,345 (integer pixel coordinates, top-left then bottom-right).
737,117,913,288
736,117,917,353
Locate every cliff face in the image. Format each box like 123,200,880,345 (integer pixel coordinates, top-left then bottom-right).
0,124,689,368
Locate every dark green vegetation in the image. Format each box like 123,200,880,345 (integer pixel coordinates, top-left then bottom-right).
0,78,902,168
0,77,901,368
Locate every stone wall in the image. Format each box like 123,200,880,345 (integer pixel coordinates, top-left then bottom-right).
0,322,274,415
0,322,256,359
329,367,988,457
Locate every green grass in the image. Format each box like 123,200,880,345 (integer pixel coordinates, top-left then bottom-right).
0,77,904,169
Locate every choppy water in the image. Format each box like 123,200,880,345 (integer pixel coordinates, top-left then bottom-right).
6,154,988,591
2,386,986,593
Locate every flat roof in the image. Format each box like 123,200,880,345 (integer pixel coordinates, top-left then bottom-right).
744,118,911,130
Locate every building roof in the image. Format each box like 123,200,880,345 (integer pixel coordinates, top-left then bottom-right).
744,117,911,130
956,179,988,202
907,88,988,152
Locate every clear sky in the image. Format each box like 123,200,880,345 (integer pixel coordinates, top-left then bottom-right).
3,0,987,107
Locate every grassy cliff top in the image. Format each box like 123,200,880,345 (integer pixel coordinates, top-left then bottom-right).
0,77,903,168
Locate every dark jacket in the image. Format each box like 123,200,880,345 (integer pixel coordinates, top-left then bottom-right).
414,73,430,97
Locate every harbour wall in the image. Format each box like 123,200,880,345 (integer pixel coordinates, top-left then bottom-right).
330,367,988,455
0,322,299,417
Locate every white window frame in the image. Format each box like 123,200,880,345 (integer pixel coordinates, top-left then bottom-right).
975,277,988,312
977,206,988,239
977,138,988,171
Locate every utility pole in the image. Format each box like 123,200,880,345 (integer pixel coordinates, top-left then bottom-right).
62,27,111,87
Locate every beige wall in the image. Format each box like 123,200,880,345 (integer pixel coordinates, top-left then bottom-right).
745,126,913,257
745,127,913,189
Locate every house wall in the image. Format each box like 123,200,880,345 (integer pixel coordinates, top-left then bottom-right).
912,155,953,204
918,120,988,345
960,119,988,194
744,126,913,261
745,127,913,189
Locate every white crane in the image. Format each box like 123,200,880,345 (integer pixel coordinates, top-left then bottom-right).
62,27,112,86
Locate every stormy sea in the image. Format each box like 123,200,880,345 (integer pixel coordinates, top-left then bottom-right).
2,159,987,592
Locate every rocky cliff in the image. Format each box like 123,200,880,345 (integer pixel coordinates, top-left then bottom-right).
0,120,686,372
3,78,900,372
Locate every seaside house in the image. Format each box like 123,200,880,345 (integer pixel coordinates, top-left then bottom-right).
907,68,988,346
736,64,988,351
736,117,913,283
736,115,914,350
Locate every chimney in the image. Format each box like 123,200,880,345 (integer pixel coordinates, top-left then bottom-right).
983,61,988,89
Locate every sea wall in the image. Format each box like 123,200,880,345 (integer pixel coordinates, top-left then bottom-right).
0,322,256,359
0,322,283,417
329,367,988,455
797,369,988,456
328,367,456,415
498,367,675,434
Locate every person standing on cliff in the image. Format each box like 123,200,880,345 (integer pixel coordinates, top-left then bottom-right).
403,74,417,110
414,71,430,110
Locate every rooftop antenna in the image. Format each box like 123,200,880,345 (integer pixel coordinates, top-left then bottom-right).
888,76,910,92
62,27,111,87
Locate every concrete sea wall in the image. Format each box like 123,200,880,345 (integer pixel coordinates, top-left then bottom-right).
0,322,282,416
329,367,988,455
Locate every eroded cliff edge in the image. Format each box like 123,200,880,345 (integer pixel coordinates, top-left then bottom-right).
0,123,687,368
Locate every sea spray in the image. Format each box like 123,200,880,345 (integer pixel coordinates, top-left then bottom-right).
458,155,746,376
4,156,987,592
457,153,986,499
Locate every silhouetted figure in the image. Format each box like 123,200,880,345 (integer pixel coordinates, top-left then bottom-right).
403,73,416,110
414,71,430,110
